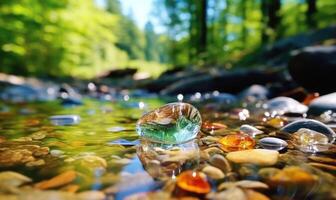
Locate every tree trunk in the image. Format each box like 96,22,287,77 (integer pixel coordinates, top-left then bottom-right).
261,0,281,43
306,0,317,29
241,0,247,47
198,0,207,56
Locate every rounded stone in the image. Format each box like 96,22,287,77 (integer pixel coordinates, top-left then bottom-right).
176,170,211,194
259,137,288,151
218,134,255,152
281,119,336,142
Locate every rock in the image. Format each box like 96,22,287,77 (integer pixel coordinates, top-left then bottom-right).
98,68,137,79
245,189,270,200
267,166,317,187
77,191,106,200
281,119,336,142
35,170,77,189
265,97,308,115
308,92,336,115
308,155,336,165
309,162,336,171
226,149,279,166
240,125,263,137
288,46,336,94
291,128,330,153
202,165,225,180
136,102,201,144
50,149,65,157
206,187,247,200
58,83,83,106
49,115,81,126
258,168,281,180
0,149,34,167
239,84,269,101
108,139,139,146
218,180,269,190
258,137,288,151
218,134,255,152
160,70,282,95
210,154,232,173
18,190,76,200
0,171,31,187
65,155,107,172
25,159,45,167
176,170,211,194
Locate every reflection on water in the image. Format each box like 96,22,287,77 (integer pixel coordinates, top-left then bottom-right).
137,139,200,180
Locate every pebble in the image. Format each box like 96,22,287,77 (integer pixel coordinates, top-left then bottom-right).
259,137,288,151
25,159,45,167
226,149,279,166
0,171,32,187
202,165,225,180
49,115,81,126
267,166,316,186
281,119,336,142
35,170,77,189
176,170,211,194
210,154,232,173
77,191,106,200
218,180,269,190
206,187,246,200
239,125,263,137
265,97,308,114
50,149,65,157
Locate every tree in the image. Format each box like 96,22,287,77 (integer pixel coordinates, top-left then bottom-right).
306,0,317,29
261,0,281,43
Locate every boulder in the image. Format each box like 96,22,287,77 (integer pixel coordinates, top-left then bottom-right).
288,46,336,94
308,92,336,115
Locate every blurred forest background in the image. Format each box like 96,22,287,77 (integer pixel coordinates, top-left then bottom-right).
0,0,335,78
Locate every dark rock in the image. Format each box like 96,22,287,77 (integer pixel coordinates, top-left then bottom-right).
58,83,83,106
288,46,336,94
308,93,336,115
238,26,336,67
98,68,137,79
238,84,269,101
160,69,282,95
140,69,208,92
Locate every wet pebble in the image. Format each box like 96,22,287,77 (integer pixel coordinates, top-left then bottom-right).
240,124,263,137
108,139,139,146
49,115,81,126
218,180,269,190
210,154,232,173
50,149,65,157
259,137,288,151
35,170,77,190
265,97,308,114
226,149,279,166
202,165,225,180
281,119,336,142
25,159,45,167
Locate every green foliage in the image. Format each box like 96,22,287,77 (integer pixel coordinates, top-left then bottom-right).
0,0,168,78
157,0,336,66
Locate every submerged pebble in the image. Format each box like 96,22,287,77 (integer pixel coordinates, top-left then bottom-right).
281,119,336,142
239,124,263,137
49,115,80,126
259,137,288,151
226,149,279,166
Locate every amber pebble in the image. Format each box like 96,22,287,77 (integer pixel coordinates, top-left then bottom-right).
218,134,255,152
35,170,77,189
202,122,227,132
177,171,211,194
245,189,270,200
266,117,286,128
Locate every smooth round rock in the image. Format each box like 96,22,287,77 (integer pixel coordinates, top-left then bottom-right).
259,137,288,151
136,102,201,144
226,149,279,166
202,165,225,180
265,97,308,114
281,119,336,142
240,124,263,137
308,93,336,115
